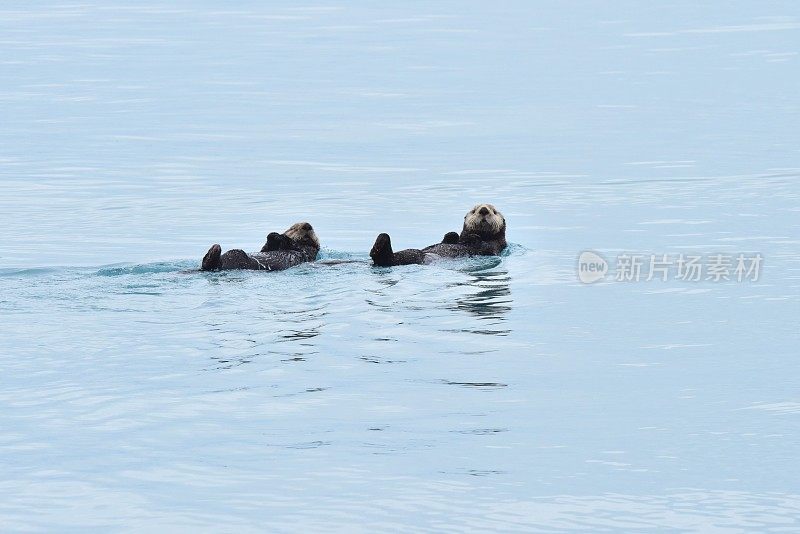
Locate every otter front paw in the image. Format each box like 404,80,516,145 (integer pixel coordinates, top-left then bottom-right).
442,231,460,245
262,232,293,252
459,232,482,247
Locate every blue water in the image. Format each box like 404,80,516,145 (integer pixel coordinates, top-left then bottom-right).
2,2,800,531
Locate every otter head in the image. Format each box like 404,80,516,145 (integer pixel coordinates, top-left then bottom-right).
283,222,320,251
462,204,506,240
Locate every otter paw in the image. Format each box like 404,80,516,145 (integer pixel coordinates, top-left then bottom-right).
442,231,460,245
460,233,482,246
262,232,284,252
370,233,394,266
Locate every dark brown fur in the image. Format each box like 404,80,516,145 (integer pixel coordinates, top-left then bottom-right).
370,205,507,267
201,222,320,271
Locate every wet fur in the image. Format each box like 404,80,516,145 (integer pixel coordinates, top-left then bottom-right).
370,204,507,267
201,222,320,271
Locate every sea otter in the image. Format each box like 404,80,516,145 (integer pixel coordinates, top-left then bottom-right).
370,204,507,267
200,222,320,271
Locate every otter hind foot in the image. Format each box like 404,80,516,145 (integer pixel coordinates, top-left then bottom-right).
370,233,394,267
201,244,222,271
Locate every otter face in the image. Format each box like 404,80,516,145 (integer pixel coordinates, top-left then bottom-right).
284,222,320,249
463,204,505,238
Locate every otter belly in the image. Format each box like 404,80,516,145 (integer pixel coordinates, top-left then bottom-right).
250,250,309,271
421,243,475,258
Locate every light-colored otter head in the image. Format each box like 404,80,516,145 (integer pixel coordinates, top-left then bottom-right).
284,221,320,249
463,204,506,238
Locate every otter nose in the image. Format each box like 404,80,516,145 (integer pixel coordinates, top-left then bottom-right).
478,206,490,216
302,223,312,231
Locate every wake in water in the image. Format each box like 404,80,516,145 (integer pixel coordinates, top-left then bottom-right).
0,244,525,280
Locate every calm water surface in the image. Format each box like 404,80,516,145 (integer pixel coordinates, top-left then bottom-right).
1,1,799,531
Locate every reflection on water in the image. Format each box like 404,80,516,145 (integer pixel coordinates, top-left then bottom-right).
440,380,508,389
200,273,330,368
453,268,512,322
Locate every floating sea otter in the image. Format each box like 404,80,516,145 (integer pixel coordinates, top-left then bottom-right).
200,222,320,271
370,204,507,267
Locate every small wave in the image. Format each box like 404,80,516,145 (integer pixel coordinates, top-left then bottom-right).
95,260,197,277
0,266,64,278
501,242,527,257
458,256,503,272
317,248,367,261
6,246,522,279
